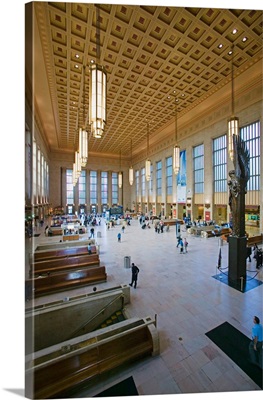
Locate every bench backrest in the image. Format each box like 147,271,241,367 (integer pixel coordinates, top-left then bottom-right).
33,245,97,262
26,266,107,297
30,253,100,276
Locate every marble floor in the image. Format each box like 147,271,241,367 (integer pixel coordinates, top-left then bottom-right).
25,218,263,399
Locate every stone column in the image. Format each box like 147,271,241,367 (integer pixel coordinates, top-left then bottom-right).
228,236,247,282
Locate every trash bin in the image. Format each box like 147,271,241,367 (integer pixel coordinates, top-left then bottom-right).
97,231,101,238
124,256,131,268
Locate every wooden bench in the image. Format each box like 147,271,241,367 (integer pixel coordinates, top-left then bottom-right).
25,317,158,399
203,227,231,239
32,245,97,262
48,227,63,236
219,228,232,241
26,266,107,298
202,230,217,238
35,239,96,252
63,234,79,241
220,227,232,236
162,220,176,226
30,253,100,277
247,234,262,247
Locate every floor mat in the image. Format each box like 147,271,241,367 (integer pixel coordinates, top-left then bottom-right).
94,376,138,397
205,321,262,389
212,273,263,292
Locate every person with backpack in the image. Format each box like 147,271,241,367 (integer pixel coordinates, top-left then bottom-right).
176,234,182,248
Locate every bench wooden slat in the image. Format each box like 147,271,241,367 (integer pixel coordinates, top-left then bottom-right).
30,254,100,277
63,234,79,241
35,239,96,252
26,266,107,298
33,245,97,262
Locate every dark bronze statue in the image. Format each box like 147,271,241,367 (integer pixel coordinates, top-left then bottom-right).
228,134,250,237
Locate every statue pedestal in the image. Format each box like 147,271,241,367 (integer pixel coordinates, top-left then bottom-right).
228,236,247,283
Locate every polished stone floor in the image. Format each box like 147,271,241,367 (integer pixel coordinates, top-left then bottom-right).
25,218,263,398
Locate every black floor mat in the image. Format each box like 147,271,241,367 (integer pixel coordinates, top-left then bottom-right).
205,321,262,388
94,376,138,397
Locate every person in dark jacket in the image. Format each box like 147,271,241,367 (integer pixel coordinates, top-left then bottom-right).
246,246,252,262
129,263,140,288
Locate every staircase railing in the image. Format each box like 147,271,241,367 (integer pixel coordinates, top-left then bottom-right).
66,293,125,340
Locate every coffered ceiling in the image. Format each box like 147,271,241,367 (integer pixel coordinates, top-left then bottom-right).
26,2,262,159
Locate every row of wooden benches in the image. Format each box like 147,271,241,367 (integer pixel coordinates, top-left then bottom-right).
30,253,100,278
27,244,105,299
30,245,98,276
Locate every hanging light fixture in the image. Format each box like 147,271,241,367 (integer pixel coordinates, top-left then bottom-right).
145,122,151,182
89,5,107,139
89,62,107,138
72,163,77,187
173,99,180,175
79,66,88,167
75,151,81,181
118,150,122,188
228,45,239,161
72,151,80,187
79,127,88,167
129,139,134,186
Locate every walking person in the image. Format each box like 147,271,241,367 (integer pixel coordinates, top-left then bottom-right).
89,227,95,238
179,238,184,254
87,243,92,254
117,232,121,242
256,249,262,269
176,234,182,248
129,263,140,288
248,316,262,368
246,246,252,262
183,238,188,253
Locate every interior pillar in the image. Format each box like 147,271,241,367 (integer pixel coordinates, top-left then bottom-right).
228,236,247,282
